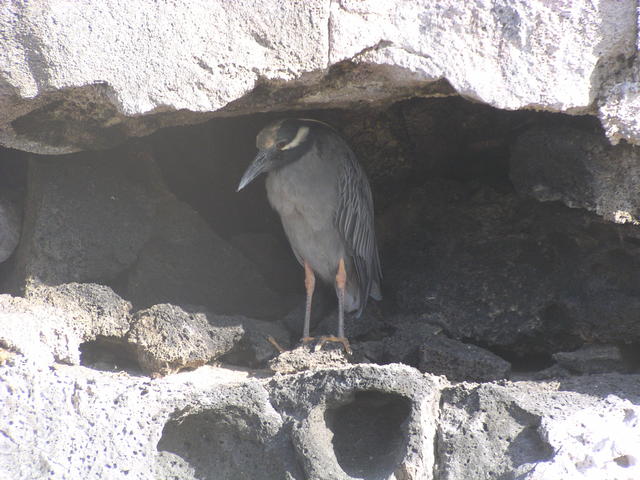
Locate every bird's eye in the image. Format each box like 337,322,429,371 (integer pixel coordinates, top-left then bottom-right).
276,140,288,150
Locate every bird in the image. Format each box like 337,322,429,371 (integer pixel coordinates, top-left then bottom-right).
237,118,382,352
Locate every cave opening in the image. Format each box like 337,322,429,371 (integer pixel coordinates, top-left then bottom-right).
2,94,640,377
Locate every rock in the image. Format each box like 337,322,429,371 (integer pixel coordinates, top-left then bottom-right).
0,284,131,366
330,1,635,113
0,356,297,480
377,316,445,365
0,294,79,365
128,304,291,375
529,364,573,381
219,315,291,367
510,125,640,224
1,1,638,153
268,364,441,479
268,345,350,375
0,192,20,262
599,54,640,145
156,379,298,480
342,315,511,382
383,178,640,356
12,141,282,319
436,377,640,480
125,198,284,319
2,341,640,480
14,144,160,288
28,282,131,340
128,304,243,376
553,344,631,375
420,335,511,382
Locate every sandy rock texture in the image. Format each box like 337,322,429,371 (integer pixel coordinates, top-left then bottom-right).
1,3,640,479
0,0,638,154
2,335,640,480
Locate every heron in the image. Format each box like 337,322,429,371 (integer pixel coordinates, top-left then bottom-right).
237,118,382,352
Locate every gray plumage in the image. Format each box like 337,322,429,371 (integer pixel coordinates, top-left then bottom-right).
237,118,381,341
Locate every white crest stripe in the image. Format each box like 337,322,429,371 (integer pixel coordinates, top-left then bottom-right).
281,126,310,150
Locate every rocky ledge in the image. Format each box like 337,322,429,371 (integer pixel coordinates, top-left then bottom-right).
1,2,640,480
1,285,639,480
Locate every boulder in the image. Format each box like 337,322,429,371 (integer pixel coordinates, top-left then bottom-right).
14,144,160,288
510,125,640,224
0,1,637,153
125,199,284,319
419,335,512,382
127,304,290,375
0,283,131,366
382,179,640,355
437,377,640,479
13,142,283,318
128,304,243,376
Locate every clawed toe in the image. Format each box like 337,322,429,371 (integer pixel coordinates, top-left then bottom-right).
298,335,351,354
316,335,352,355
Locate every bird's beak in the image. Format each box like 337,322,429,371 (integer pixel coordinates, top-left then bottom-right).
237,149,274,192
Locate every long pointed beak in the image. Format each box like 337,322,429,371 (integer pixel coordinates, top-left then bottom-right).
237,149,273,192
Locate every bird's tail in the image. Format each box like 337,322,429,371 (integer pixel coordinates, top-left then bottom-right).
370,280,382,301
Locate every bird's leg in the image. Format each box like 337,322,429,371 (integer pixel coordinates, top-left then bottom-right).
317,258,352,354
336,257,347,339
301,260,315,343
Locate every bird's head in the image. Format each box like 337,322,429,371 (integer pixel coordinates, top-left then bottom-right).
237,118,323,191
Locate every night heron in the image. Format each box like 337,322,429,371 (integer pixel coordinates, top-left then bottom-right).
237,118,382,352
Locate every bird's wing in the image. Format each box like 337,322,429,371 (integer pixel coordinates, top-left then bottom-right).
334,145,382,315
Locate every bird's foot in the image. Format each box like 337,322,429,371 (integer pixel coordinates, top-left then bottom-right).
299,336,352,355
315,335,352,355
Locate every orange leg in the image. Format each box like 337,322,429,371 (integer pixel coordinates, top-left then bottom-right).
302,260,315,340
315,259,351,354
335,258,347,339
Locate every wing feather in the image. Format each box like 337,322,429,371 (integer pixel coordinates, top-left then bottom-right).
334,144,382,316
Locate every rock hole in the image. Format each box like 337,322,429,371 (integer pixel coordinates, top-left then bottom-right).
325,390,411,479
79,336,140,373
155,408,287,480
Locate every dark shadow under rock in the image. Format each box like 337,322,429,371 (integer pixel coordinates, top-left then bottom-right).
79,335,140,373
12,140,285,322
228,232,301,296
